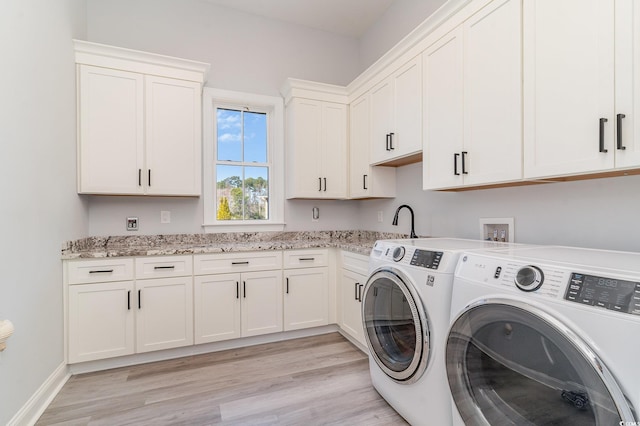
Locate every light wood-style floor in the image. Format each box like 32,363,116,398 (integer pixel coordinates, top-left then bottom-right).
37,333,408,425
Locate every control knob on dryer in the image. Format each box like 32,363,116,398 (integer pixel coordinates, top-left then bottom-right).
514,265,544,292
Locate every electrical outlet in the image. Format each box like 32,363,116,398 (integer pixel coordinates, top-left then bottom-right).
126,217,139,231
377,211,384,223
161,211,171,224
312,207,319,222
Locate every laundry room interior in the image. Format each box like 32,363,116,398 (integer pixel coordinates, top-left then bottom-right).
3,0,640,424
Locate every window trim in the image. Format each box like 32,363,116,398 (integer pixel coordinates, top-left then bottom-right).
202,88,284,232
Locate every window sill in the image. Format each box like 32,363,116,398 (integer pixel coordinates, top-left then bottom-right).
202,222,286,234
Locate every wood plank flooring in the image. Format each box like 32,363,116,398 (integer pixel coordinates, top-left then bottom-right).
37,333,408,425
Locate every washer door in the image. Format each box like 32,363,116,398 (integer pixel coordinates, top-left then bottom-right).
446,299,635,425
362,268,429,384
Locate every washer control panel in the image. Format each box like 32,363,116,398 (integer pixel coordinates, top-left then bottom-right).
564,273,640,316
410,249,443,269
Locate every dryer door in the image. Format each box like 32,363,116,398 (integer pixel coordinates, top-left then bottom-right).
362,268,429,384
446,299,635,425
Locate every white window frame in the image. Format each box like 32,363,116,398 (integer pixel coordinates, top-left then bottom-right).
202,88,284,232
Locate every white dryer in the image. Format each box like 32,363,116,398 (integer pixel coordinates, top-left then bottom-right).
363,238,518,426
447,246,639,425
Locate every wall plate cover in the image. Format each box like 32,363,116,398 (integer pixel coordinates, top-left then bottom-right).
479,217,514,242
127,217,139,231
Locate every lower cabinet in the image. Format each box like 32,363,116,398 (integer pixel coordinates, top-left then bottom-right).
68,280,135,363
284,267,329,331
67,256,194,363
339,251,369,346
193,270,284,344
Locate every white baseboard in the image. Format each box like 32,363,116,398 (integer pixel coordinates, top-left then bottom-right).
8,362,70,426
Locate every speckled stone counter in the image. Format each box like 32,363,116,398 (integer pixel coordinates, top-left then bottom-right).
61,231,412,259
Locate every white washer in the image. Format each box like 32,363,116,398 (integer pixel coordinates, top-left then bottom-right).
363,238,518,426
447,246,639,425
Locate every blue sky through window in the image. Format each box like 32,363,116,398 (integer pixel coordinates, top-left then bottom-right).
217,108,267,166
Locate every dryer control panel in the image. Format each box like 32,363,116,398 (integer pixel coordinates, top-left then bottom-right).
564,273,640,316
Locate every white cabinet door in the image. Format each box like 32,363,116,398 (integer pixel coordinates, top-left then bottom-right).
68,281,135,363
615,0,640,169
340,269,365,346
284,267,329,331
370,79,394,164
78,65,144,195
241,270,283,337
392,57,423,158
463,0,522,186
135,276,194,353
286,98,323,198
285,98,347,199
321,102,347,198
145,76,202,196
524,0,615,178
349,94,396,199
370,57,422,165
194,273,241,344
423,28,464,190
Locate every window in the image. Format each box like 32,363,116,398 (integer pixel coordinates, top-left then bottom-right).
203,88,284,232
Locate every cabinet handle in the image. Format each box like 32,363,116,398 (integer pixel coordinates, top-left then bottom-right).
243,281,246,298
385,134,390,151
389,133,395,150
148,169,152,186
461,151,468,174
318,177,322,191
363,174,368,190
127,290,131,310
89,269,113,274
138,169,142,186
299,257,315,261
286,277,289,294
354,282,359,301
599,118,608,153
231,261,249,265
153,265,175,270
236,281,239,299
617,113,626,150
357,283,363,302
138,290,141,309
323,177,327,192
454,153,460,176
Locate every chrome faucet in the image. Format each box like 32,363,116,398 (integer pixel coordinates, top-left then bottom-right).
392,204,417,238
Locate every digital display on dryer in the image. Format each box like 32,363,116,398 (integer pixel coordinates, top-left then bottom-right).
565,273,640,315
410,250,443,269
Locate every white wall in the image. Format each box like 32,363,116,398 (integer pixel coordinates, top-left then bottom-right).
358,0,446,71
358,163,640,252
0,0,87,423
85,0,363,236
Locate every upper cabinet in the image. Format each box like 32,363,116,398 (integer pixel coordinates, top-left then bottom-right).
423,0,522,190
523,0,640,179
74,40,210,196
349,94,396,199
369,57,423,166
282,79,348,199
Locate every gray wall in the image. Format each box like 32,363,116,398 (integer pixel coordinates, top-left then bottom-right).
0,0,87,423
358,163,640,252
85,0,365,236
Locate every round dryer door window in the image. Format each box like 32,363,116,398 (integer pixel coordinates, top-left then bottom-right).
446,300,635,425
362,268,430,384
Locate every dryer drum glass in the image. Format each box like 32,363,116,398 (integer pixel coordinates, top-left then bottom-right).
446,304,624,425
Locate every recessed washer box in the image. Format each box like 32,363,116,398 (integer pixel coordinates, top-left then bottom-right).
479,217,514,242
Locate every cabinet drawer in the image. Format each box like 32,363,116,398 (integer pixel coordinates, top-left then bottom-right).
341,251,369,276
135,255,193,279
283,249,329,269
194,251,283,275
67,258,134,285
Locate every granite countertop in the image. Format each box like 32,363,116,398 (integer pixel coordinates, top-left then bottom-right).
61,230,411,260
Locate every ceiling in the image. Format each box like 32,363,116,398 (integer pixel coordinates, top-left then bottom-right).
204,0,397,38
